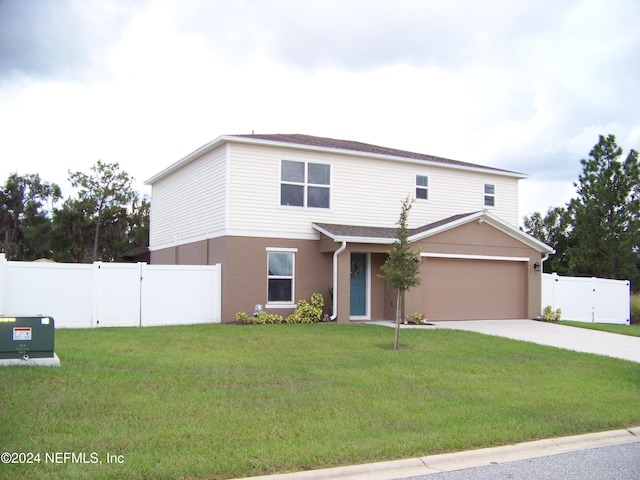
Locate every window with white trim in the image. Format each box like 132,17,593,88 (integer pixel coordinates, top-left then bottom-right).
416,175,429,200
281,160,330,208
267,250,295,303
484,183,496,207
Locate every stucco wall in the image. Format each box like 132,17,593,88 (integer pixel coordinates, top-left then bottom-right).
151,220,544,323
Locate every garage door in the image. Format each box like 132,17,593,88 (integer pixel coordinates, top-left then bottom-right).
422,258,526,320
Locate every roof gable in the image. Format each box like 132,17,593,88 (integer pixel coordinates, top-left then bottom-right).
313,211,554,254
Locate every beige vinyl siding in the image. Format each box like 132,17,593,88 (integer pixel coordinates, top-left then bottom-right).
226,143,520,238
431,172,519,226
228,144,281,229
150,146,227,248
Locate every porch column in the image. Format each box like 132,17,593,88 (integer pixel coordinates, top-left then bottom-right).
336,249,351,323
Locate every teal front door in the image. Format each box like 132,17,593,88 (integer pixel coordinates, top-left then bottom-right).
350,253,367,316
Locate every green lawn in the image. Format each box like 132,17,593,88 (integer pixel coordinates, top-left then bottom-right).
560,321,640,337
2,324,640,480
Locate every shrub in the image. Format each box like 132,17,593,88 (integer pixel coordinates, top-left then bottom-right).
286,292,324,324
632,293,640,324
410,312,429,324
236,311,283,325
541,305,562,322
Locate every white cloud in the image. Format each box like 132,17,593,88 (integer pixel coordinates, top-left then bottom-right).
0,0,639,223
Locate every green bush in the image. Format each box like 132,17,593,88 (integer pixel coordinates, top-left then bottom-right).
286,292,325,324
541,305,562,322
631,293,640,324
410,313,429,324
236,311,283,325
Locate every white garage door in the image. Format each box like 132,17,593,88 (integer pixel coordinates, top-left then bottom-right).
422,258,526,320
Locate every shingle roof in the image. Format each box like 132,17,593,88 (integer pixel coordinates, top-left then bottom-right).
313,212,481,241
313,210,554,253
146,132,526,185
313,223,398,239
230,133,523,175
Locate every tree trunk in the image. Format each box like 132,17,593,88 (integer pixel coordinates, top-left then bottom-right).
92,208,103,262
394,289,401,350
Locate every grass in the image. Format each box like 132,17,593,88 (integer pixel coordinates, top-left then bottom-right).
559,321,640,337
1,323,640,480
558,290,640,336
633,292,640,323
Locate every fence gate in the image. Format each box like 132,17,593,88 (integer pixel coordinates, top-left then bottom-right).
94,263,143,327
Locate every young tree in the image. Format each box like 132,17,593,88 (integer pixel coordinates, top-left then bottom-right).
379,196,422,350
568,134,640,282
68,160,136,262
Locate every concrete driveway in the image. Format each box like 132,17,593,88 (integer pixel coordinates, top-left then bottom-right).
434,320,640,363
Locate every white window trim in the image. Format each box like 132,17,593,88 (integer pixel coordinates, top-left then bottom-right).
266,249,296,306
415,174,429,201
279,158,332,209
421,252,530,262
483,182,496,208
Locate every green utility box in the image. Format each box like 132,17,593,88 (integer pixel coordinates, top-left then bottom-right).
0,316,55,360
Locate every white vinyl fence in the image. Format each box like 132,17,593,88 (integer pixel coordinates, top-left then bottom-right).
0,254,221,328
542,273,631,325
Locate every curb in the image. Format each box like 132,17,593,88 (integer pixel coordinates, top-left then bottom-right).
232,427,640,480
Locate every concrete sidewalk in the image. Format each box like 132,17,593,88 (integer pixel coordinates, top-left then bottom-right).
434,319,640,363
232,428,640,480
367,319,640,363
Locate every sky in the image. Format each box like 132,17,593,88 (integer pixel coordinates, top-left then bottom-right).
1,0,639,225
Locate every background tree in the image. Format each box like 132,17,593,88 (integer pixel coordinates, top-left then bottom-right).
523,134,640,287
51,198,99,263
121,193,150,254
68,160,136,262
379,196,422,350
568,134,640,282
522,206,572,274
0,173,61,260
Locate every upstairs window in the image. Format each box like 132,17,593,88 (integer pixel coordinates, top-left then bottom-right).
281,160,330,208
484,183,496,207
416,175,429,200
267,250,295,303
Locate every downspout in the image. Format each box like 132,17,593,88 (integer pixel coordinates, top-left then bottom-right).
331,241,347,321
540,253,550,270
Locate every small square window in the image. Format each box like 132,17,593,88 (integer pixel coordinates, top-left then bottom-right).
416,175,428,200
281,160,305,183
281,184,304,207
308,163,330,185
308,186,330,208
484,183,496,207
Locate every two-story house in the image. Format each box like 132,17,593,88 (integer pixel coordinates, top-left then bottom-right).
145,134,553,323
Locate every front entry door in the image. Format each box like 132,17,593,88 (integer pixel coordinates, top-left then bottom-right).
350,253,367,316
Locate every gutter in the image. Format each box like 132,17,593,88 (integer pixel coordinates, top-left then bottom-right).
331,241,347,321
